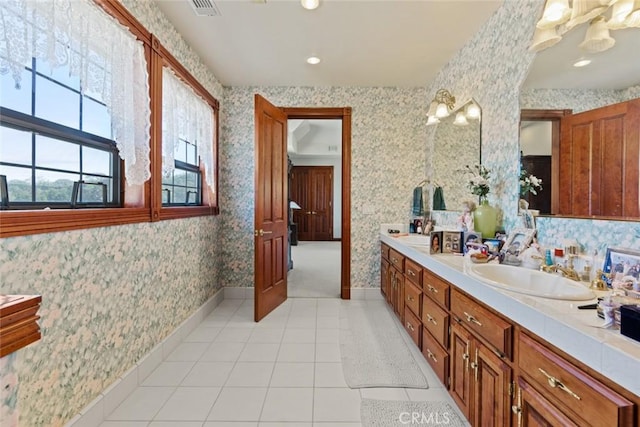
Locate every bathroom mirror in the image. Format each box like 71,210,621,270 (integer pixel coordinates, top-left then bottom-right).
431,98,481,211
519,22,640,219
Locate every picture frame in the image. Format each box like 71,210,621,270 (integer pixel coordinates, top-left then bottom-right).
603,247,640,289
520,209,536,230
430,231,442,254
483,238,503,254
501,228,536,255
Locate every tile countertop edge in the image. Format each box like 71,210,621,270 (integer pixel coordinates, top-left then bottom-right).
380,233,640,397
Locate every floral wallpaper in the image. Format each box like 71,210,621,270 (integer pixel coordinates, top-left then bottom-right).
0,1,223,426
521,88,631,113
220,87,428,289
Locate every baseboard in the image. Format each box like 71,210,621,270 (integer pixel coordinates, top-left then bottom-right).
224,287,255,299
65,287,224,427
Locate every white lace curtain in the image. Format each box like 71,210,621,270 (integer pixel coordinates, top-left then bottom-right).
162,67,215,192
0,0,151,186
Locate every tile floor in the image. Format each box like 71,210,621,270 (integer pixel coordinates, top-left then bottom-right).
100,297,468,427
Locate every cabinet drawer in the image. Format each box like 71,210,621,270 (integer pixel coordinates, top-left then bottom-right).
381,243,390,260
422,327,449,385
389,249,405,272
422,269,450,309
403,306,421,348
405,258,423,288
450,289,512,358
421,296,449,349
405,281,421,318
518,333,634,427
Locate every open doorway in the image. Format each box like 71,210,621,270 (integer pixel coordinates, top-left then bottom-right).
288,119,342,298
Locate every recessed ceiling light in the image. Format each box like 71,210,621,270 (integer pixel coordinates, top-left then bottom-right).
301,0,319,10
573,58,592,67
307,56,321,65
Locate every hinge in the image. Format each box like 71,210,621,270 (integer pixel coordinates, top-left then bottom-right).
509,381,514,397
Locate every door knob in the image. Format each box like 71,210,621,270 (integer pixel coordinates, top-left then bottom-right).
254,229,273,237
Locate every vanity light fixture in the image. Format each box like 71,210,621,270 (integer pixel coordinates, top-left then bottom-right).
531,0,640,54
301,0,320,10
432,89,455,119
453,111,469,126
465,102,481,120
306,56,321,64
573,57,592,67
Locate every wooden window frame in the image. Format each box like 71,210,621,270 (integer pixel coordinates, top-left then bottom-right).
0,0,220,238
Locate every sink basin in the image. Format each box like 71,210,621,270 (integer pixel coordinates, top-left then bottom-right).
394,234,431,246
467,263,596,301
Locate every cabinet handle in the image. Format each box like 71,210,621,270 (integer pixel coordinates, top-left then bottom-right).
462,352,469,370
471,348,479,382
426,349,438,363
393,258,398,264
427,284,438,293
463,311,482,327
511,387,522,427
407,295,415,302
538,368,581,400
406,322,415,332
426,313,437,325
408,270,415,276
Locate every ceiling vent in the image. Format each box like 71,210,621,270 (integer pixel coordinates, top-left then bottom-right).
189,0,221,16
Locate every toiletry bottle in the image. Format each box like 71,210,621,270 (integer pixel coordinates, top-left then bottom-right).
545,249,553,266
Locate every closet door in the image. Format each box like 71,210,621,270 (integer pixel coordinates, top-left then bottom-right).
291,166,333,241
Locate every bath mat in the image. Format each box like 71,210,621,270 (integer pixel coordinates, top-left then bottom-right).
361,399,466,427
339,303,428,388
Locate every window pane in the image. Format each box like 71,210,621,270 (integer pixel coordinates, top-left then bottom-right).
35,59,81,90
173,169,187,186
0,126,32,165
0,165,32,202
80,177,112,203
0,67,32,114
82,146,111,176
186,189,198,204
35,76,80,129
186,171,198,187
35,170,78,202
173,186,186,204
35,135,80,171
162,185,172,204
82,96,111,139
186,142,197,165
175,139,187,163
162,170,173,185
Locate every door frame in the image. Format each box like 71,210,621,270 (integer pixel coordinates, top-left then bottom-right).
283,107,352,299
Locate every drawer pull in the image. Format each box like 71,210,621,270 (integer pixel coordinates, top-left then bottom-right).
462,352,470,370
406,322,415,332
408,270,415,276
463,311,482,327
407,295,415,302
393,259,398,264
426,313,437,325
538,368,581,401
427,284,438,293
426,349,438,363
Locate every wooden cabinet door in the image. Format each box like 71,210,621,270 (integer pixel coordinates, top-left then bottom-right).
559,99,640,217
473,344,511,427
394,271,404,322
450,322,473,420
381,258,389,301
516,377,579,427
291,166,333,240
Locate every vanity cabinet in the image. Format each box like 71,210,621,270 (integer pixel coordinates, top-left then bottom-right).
514,332,634,427
380,244,390,304
388,248,405,321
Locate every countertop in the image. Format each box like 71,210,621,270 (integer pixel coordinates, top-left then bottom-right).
380,233,640,397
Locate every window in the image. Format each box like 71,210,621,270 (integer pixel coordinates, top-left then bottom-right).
1,58,120,209
162,138,202,205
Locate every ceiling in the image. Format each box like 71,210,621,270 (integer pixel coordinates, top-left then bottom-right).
154,0,503,87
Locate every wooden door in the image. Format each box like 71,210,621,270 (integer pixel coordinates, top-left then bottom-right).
516,377,579,427
473,344,511,427
291,166,333,241
254,95,288,322
449,322,473,420
559,99,640,217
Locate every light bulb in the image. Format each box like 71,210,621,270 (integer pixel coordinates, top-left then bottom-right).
435,103,450,118
301,0,319,10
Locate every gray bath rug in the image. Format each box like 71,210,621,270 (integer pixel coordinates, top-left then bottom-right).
361,399,466,427
339,303,428,388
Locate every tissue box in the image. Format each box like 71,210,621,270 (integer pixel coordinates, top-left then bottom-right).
442,231,463,254
620,305,640,342
429,231,442,254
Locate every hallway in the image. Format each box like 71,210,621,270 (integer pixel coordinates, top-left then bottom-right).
97,297,466,426
289,241,341,298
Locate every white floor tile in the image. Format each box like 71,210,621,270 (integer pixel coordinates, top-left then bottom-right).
204,423,258,427
287,316,317,329
207,387,267,421
315,329,339,344
181,362,235,387
316,316,340,329
270,362,315,387
141,362,195,386
277,343,316,362
313,388,361,422
360,387,409,400
282,328,316,343
248,328,285,343
154,387,221,421
200,342,245,362
260,388,313,422
315,343,341,362
149,422,204,427
405,387,452,401
225,362,275,387
314,363,347,388
312,424,362,427
238,343,280,362
107,387,174,421
215,328,253,343
184,326,222,342
260,423,312,427
99,423,148,427
166,342,210,361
